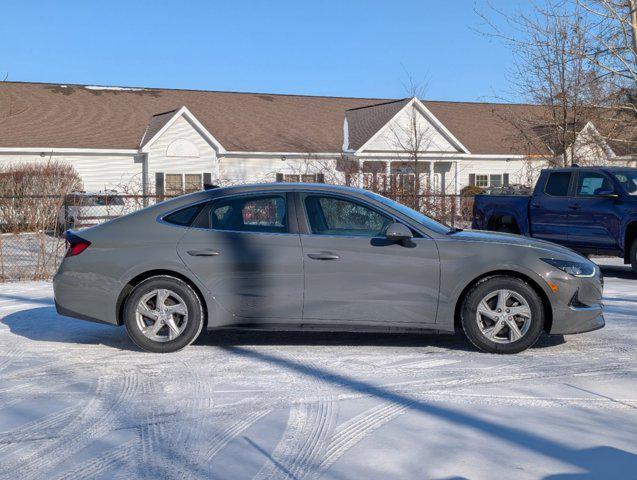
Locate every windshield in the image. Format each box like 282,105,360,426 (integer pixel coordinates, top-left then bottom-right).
611,170,637,196
362,191,452,234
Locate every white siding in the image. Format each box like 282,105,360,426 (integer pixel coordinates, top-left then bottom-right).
455,158,544,188
0,152,140,192
147,116,218,181
219,156,342,184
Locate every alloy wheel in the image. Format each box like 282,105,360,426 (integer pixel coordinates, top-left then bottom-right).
135,288,189,342
475,289,532,344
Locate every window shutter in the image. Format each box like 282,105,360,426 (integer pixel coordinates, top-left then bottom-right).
203,172,212,186
155,172,165,200
316,173,325,183
503,173,510,186
469,174,476,186
276,173,284,182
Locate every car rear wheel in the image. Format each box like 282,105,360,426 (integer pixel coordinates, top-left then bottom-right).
461,276,544,354
630,239,637,275
124,276,204,353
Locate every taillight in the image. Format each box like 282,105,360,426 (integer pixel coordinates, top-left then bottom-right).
65,233,91,257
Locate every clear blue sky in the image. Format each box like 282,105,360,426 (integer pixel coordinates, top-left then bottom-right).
1,0,526,101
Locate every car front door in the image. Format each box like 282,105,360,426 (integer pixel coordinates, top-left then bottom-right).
568,171,622,250
176,193,304,324
297,192,440,326
529,171,575,245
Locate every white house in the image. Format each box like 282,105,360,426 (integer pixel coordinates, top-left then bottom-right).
0,81,634,196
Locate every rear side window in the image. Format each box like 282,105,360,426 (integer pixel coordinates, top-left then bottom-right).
544,172,572,196
163,203,204,227
211,195,287,233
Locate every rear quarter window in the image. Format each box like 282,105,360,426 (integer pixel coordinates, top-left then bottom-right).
162,203,205,227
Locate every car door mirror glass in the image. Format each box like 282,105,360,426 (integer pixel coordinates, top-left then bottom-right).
384,222,413,241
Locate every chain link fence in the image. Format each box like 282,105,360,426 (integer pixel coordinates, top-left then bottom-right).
0,192,476,282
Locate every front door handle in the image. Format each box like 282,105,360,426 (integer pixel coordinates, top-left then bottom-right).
531,202,541,208
307,252,340,260
187,249,220,257
567,204,580,210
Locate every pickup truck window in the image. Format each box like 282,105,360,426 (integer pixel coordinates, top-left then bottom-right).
544,172,572,196
576,172,613,196
612,170,637,195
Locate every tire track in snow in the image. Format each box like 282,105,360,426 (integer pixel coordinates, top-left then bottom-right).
0,371,140,480
252,351,338,480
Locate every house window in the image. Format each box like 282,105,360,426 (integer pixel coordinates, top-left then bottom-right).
475,175,489,187
490,174,503,187
277,173,325,183
185,174,203,193
165,174,184,196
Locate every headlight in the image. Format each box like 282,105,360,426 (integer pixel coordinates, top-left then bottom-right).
541,258,596,278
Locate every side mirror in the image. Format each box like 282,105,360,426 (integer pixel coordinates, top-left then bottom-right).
384,222,413,241
594,188,619,198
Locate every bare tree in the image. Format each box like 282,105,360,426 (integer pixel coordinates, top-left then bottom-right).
477,1,609,167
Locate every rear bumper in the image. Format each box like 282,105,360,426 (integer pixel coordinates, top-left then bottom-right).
53,263,120,326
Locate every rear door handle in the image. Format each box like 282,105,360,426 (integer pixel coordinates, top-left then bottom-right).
187,249,220,257
531,203,541,208
568,204,580,210
307,252,340,260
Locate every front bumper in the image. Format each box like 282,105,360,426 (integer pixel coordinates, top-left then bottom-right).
545,266,605,335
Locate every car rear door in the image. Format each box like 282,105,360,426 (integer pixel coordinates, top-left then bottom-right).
529,171,575,244
176,192,304,323
296,192,440,326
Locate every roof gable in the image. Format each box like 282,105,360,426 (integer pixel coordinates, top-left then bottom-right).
139,106,225,153
351,97,469,154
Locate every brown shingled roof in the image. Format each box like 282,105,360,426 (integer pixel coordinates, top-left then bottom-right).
0,81,560,155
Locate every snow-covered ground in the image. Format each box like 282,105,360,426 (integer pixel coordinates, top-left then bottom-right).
0,259,635,479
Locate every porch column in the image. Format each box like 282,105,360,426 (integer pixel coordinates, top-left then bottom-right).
428,160,434,194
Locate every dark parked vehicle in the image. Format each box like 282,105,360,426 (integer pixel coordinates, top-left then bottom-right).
472,167,637,274
54,183,604,354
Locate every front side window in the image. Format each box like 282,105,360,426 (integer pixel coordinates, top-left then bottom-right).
304,195,392,237
576,172,613,196
544,172,572,196
211,195,287,233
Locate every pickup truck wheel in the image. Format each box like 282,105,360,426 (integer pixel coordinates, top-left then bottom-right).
630,239,637,275
461,276,544,354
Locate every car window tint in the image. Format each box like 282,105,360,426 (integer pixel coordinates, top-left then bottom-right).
576,172,612,196
211,195,287,233
304,195,392,237
545,172,572,196
163,203,204,227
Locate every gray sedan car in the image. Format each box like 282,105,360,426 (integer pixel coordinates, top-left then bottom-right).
53,183,604,354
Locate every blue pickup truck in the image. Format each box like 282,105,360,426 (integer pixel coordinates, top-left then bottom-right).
472,166,637,274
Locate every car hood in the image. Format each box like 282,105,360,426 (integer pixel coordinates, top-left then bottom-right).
448,230,585,260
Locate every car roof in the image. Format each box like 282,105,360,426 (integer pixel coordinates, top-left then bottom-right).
543,166,637,173
207,182,369,197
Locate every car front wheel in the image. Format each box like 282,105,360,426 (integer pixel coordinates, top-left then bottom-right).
461,275,544,354
123,276,204,353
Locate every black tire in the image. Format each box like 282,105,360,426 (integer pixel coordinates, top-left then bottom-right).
123,275,204,353
461,275,544,354
630,239,637,276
